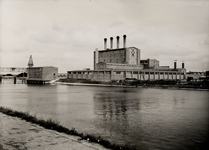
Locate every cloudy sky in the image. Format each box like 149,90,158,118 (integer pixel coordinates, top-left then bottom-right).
0,0,209,73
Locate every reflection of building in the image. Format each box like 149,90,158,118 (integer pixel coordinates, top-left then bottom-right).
26,55,58,84
67,35,186,81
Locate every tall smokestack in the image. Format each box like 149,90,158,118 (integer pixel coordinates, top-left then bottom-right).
123,35,126,48
174,60,177,70
110,37,113,49
116,36,120,48
104,38,107,50
182,61,185,68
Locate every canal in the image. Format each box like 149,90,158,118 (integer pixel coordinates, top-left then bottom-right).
0,80,208,150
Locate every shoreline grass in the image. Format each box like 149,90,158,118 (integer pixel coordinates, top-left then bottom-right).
0,106,139,150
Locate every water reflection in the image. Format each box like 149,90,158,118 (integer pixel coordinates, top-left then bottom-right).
92,88,146,146
0,84,29,112
0,83,208,150
26,84,59,119
0,78,25,84
92,88,209,149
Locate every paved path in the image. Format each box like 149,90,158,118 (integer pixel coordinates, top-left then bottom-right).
0,113,109,150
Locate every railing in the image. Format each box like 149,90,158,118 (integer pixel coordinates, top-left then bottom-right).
58,73,67,78
0,67,27,72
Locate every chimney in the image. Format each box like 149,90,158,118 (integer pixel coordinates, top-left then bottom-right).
123,35,126,48
110,37,113,49
104,38,107,50
174,60,177,70
182,62,185,68
116,36,120,48
94,48,99,70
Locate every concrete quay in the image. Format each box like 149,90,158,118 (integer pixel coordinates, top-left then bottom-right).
0,113,109,150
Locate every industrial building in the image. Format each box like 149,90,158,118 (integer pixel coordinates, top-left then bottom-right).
186,71,206,81
67,35,186,81
27,56,58,84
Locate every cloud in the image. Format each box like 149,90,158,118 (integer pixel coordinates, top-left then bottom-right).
0,0,209,72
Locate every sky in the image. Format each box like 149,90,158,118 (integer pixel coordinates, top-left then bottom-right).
0,0,209,73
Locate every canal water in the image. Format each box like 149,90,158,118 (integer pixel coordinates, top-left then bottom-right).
0,80,208,150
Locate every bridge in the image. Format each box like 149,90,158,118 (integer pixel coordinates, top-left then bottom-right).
0,67,27,72
0,67,67,78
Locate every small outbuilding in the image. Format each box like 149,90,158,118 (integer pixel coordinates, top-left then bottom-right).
27,66,58,84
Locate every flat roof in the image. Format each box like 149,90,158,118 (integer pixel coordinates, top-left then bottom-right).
97,46,138,52
27,66,57,69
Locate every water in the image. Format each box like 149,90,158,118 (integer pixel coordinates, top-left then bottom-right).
0,80,208,150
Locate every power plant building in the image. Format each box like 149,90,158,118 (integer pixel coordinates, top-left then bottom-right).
67,35,186,81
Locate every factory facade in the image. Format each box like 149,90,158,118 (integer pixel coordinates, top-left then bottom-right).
67,35,186,81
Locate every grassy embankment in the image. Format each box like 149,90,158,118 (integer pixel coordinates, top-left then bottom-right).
58,78,209,89
0,106,139,150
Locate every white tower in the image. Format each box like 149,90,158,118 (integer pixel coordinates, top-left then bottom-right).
28,55,34,68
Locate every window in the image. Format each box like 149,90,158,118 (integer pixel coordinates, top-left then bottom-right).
29,68,42,78
115,72,121,74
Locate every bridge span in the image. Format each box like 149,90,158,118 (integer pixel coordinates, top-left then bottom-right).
0,67,67,78
0,67,27,73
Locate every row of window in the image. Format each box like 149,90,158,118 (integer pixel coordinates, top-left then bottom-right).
29,69,42,72
143,72,184,75
69,72,184,75
102,58,125,63
100,52,124,57
69,72,111,74
29,73,42,78
114,72,184,75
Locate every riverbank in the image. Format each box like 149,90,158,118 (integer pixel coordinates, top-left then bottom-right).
0,113,109,150
0,107,138,150
57,78,209,89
